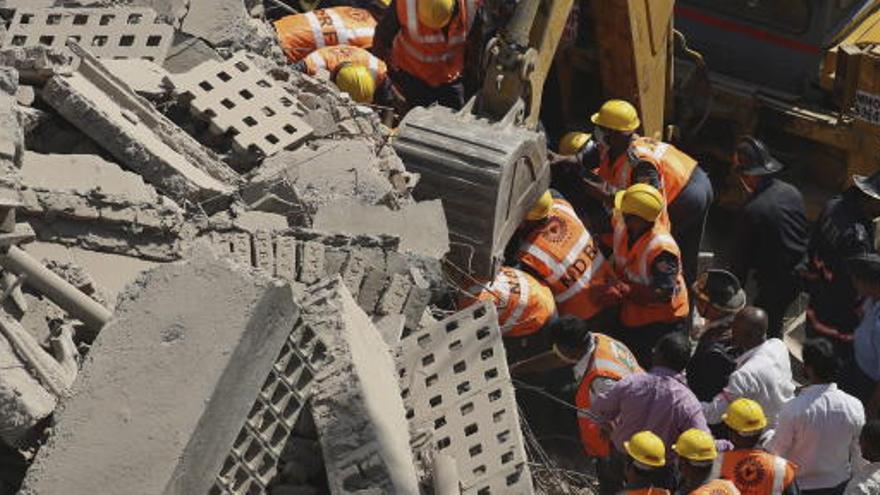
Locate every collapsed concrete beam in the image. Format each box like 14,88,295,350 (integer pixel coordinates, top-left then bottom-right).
40,42,239,210
20,248,299,495
308,278,420,494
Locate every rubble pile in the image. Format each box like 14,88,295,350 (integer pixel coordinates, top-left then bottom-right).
0,1,547,494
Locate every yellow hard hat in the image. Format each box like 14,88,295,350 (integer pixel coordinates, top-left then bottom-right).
591,99,640,132
526,191,553,221
559,132,591,155
417,0,455,29
624,431,666,468
722,398,768,435
614,183,665,222
334,64,375,104
672,429,718,464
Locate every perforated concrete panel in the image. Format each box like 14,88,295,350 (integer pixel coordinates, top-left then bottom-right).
172,51,313,157
397,303,534,494
3,8,173,63
211,310,328,495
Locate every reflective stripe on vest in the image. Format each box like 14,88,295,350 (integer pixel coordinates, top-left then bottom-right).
501,268,530,334
771,456,787,495
304,12,326,48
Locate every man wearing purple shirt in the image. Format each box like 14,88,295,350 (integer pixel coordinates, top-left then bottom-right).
591,331,710,495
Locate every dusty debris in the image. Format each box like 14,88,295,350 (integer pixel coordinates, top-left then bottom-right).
20,248,299,495
0,1,550,493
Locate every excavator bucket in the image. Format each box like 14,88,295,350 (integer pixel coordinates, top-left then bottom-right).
393,100,550,280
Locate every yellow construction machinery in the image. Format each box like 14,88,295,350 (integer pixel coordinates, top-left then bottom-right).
392,0,676,279
672,1,880,217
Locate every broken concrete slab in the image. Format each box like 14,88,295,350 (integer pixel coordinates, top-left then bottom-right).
23,242,160,304
179,0,251,48
397,303,534,494
100,59,170,98
249,138,393,217
163,32,223,74
3,7,174,64
0,46,74,85
20,249,299,495
41,42,239,209
21,151,160,203
171,51,313,158
314,199,449,259
0,67,22,177
212,281,331,494
308,278,420,494
0,321,56,448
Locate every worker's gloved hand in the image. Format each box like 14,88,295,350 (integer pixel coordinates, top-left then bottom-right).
596,281,629,306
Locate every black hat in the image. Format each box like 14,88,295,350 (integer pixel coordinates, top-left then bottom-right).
693,269,746,313
735,136,784,176
854,171,880,201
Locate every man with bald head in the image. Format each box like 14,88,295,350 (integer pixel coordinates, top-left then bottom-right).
702,306,795,429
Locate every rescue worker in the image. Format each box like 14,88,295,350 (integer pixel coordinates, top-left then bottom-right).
551,100,714,293
803,170,880,362
461,266,556,338
296,46,388,104
509,316,642,458
609,183,689,367
687,270,745,404
551,131,611,237
559,131,591,156
673,429,739,495
511,191,613,323
729,136,808,339
709,399,799,495
621,431,673,495
371,0,481,110
274,7,379,62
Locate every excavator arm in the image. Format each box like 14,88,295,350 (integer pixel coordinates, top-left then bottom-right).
393,0,675,281
476,0,574,127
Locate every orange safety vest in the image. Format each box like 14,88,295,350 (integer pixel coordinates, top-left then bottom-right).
274,7,377,62
463,267,557,338
391,0,477,87
302,45,388,86
709,450,797,495
517,199,611,320
599,136,697,204
573,333,642,456
691,479,741,495
611,211,689,327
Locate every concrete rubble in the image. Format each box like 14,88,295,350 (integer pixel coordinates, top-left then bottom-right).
0,1,543,494
20,248,300,495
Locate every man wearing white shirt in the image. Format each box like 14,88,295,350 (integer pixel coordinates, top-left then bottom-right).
846,420,880,495
769,338,865,495
702,306,796,428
